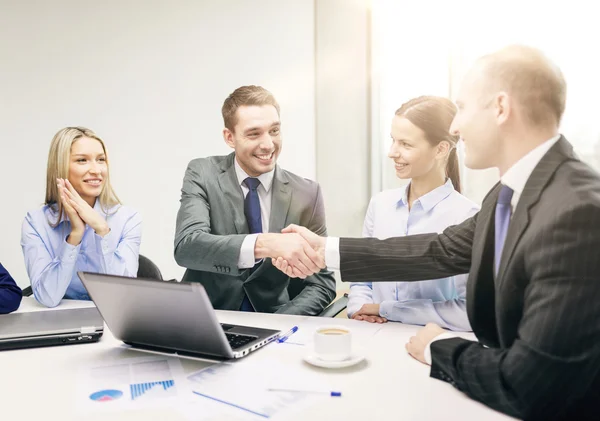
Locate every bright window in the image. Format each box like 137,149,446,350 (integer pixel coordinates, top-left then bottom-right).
371,0,600,202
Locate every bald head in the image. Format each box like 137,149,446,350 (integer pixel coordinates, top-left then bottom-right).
475,45,567,128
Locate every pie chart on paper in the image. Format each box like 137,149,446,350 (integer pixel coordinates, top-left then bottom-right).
89,389,124,402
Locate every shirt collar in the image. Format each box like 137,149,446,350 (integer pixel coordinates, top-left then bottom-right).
501,135,561,196
398,183,410,208
396,179,455,212
234,156,275,193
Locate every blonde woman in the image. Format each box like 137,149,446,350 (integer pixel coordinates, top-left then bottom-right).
21,127,142,307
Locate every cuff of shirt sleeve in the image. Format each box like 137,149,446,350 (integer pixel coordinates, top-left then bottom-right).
61,238,81,263
379,300,395,319
424,332,458,365
325,237,340,270
238,234,260,269
345,301,360,318
94,229,113,255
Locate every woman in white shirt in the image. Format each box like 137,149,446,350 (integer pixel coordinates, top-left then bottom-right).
347,96,478,331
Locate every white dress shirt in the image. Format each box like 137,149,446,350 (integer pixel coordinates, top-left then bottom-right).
326,134,562,364
502,135,561,212
347,180,478,331
234,157,275,269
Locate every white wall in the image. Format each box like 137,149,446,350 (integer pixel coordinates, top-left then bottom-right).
315,0,371,239
0,0,316,286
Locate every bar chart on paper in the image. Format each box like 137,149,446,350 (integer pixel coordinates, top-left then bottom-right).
78,356,188,413
130,380,176,400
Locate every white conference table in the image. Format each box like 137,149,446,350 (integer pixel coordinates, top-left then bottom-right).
2,297,515,421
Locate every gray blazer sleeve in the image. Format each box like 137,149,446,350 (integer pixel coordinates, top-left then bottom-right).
275,185,336,315
174,161,247,276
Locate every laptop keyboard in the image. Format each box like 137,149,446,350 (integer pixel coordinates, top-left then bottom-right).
225,332,257,350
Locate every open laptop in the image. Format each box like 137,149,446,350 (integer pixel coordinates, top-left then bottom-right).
78,272,281,359
0,307,104,351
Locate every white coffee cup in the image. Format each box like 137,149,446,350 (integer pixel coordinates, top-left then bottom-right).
313,325,352,361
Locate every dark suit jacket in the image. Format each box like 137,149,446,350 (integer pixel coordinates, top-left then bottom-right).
174,153,336,315
0,263,22,314
339,137,600,420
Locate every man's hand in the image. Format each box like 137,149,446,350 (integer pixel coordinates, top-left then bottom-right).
272,225,327,278
255,233,324,279
281,224,326,251
405,323,445,365
351,304,387,323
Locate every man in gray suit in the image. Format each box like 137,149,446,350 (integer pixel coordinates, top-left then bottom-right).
273,46,600,420
174,85,335,315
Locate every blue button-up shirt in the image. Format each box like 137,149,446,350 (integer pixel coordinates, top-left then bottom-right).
0,263,22,314
21,201,142,307
347,180,479,331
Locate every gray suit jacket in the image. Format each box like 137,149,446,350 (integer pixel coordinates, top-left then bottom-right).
174,153,336,315
338,137,600,420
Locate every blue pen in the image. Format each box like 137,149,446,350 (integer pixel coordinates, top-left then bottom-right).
267,388,342,397
277,326,298,343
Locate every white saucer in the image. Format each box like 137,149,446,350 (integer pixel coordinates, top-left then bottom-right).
303,353,365,369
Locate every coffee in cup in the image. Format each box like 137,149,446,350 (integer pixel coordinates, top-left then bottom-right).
313,325,352,361
318,328,348,335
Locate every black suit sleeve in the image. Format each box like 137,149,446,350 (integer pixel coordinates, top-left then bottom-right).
430,203,600,420
339,212,477,283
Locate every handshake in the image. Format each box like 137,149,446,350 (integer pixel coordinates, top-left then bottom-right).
254,225,327,278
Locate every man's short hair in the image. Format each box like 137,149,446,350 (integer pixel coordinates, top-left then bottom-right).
221,85,280,132
480,45,567,127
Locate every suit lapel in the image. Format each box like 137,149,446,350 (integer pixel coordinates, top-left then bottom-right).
216,153,248,234
496,136,574,285
268,166,291,233
467,183,500,343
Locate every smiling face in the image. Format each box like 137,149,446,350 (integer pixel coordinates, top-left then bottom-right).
388,115,442,180
223,104,281,176
67,136,107,206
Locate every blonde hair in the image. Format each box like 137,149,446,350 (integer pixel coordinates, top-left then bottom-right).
221,85,280,132
479,45,567,127
45,126,120,227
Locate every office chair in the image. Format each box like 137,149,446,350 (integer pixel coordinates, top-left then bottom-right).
21,254,165,298
22,286,32,297
137,254,163,281
318,293,349,317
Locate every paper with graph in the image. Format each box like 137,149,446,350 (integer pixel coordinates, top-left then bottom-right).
77,355,190,412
